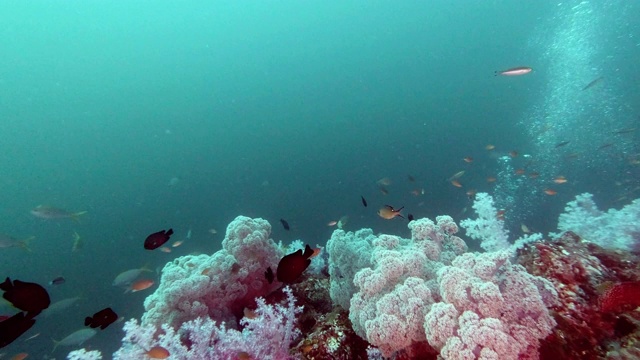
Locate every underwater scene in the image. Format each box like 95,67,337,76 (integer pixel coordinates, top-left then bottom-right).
1,1,639,359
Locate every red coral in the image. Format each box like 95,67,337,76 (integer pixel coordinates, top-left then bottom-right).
600,282,640,312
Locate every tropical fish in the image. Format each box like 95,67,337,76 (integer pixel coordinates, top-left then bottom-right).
0,235,34,252
145,346,170,359
495,66,533,76
0,312,35,348
48,277,65,286
128,279,154,293
144,229,174,250
613,127,636,134
42,297,82,317
279,219,290,231
376,177,392,186
553,176,568,184
581,76,603,91
52,328,97,353
337,216,349,229
463,157,473,163
544,189,557,196
326,221,337,227
84,307,117,330
377,205,405,220
276,245,314,283
30,206,87,221
112,267,151,287
451,180,463,188
71,231,82,252
0,278,50,315
449,171,465,180
10,352,29,360
555,141,570,148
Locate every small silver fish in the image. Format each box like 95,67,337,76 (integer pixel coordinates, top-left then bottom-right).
112,267,151,287
31,205,87,221
52,328,97,352
495,66,533,76
0,234,34,251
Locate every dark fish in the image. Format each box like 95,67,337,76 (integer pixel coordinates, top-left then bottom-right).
408,214,414,221
49,277,65,286
143,229,174,250
0,312,36,349
264,267,274,284
598,143,613,150
555,141,570,148
407,175,415,182
0,278,50,315
581,76,603,91
85,307,118,330
276,244,314,284
360,196,368,207
279,219,290,231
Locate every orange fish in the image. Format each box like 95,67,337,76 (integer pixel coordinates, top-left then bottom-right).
553,176,568,184
237,352,252,360
485,144,495,150
159,246,172,253
377,205,405,220
463,157,473,163
544,189,557,196
486,176,497,183
496,210,506,220
451,180,462,188
309,247,322,258
146,346,170,359
130,279,154,292
10,353,28,360
243,307,257,319
509,150,518,158
171,240,184,247
326,221,337,227
514,169,525,175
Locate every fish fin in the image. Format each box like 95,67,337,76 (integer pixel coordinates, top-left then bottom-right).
397,214,405,219
396,206,405,212
51,338,60,354
84,316,92,326
384,205,394,209
302,244,314,259
18,236,35,252
70,211,87,223
166,228,174,236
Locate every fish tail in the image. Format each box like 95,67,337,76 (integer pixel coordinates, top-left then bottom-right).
52,339,60,353
70,211,88,223
18,236,35,252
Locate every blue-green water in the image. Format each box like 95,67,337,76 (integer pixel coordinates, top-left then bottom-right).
1,1,638,357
